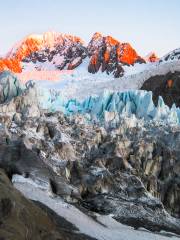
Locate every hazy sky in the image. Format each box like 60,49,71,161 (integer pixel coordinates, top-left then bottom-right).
0,0,179,56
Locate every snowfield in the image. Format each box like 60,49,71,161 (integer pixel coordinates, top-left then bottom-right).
21,58,180,101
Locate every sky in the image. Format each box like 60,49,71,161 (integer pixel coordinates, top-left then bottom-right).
0,0,179,57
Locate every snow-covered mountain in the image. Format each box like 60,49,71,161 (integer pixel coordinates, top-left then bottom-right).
144,52,159,62
87,32,145,77
0,32,86,73
0,31,179,84
0,31,147,77
160,48,180,62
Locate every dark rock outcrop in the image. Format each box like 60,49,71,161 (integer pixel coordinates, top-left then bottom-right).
141,71,180,107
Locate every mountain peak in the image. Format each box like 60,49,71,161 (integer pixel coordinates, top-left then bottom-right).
91,32,103,39
1,32,85,73
7,31,84,59
145,52,159,62
88,32,145,73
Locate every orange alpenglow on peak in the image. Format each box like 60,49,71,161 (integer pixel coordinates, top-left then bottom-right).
118,43,142,65
104,50,110,62
105,36,119,46
1,35,44,73
145,52,159,62
0,31,147,75
0,36,44,73
89,33,145,65
92,32,103,40
0,31,85,73
87,33,146,77
0,58,21,73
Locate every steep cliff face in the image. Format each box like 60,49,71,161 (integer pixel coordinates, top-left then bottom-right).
0,35,45,72
88,33,145,65
22,32,87,71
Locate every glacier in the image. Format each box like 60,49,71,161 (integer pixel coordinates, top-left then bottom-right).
36,87,180,125
0,71,180,125
0,71,23,103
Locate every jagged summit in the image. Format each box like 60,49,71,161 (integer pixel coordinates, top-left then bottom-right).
0,31,147,77
0,31,86,73
88,32,144,64
6,31,84,58
144,52,159,62
1,31,179,79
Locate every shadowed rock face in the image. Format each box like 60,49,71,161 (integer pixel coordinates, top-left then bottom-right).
141,71,180,107
0,168,96,240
